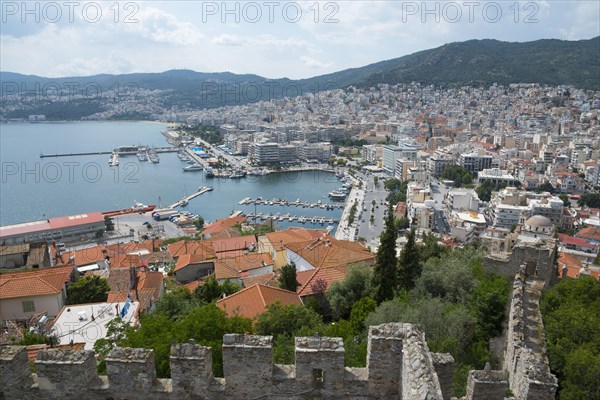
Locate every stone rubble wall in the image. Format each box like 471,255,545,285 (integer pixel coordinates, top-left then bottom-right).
465,369,508,400
484,240,557,288
503,267,558,400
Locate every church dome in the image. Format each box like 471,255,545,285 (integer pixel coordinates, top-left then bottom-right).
525,215,552,228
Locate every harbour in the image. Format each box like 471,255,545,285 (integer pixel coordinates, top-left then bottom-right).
238,197,345,209
0,122,344,228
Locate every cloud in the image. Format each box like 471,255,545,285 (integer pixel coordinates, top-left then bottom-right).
301,56,333,69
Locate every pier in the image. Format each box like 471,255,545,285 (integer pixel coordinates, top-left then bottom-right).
40,146,178,158
109,152,119,167
239,197,345,209
244,212,338,225
168,186,213,209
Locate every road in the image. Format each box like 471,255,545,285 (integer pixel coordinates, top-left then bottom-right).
429,180,451,234
340,171,390,250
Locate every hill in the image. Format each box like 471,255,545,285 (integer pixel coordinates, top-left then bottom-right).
1,37,598,119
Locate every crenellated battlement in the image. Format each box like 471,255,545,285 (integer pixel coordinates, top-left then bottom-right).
0,323,456,400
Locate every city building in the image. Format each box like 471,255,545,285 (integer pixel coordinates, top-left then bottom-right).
0,213,106,246
477,168,519,186
459,153,493,176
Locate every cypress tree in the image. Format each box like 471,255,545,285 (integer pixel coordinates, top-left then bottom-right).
397,228,421,291
279,262,299,292
372,203,398,304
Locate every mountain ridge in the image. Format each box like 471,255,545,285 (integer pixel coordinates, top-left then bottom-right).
1,37,598,119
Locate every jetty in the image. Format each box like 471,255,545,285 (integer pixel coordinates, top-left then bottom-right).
244,212,338,225
168,186,213,209
239,197,345,209
108,151,119,167
40,146,178,158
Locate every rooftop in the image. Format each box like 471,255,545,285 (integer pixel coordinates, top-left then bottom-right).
0,266,73,300
51,301,139,349
216,283,302,319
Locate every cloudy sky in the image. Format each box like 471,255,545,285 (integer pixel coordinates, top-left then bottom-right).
1,1,598,78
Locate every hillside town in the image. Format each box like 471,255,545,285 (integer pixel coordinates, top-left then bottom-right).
1,82,599,400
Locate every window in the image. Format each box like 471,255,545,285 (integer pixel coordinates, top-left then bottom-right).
22,300,35,313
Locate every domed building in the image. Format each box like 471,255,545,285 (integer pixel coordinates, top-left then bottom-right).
520,215,555,240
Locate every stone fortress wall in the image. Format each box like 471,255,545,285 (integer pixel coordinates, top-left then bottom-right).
1,241,560,400
2,323,454,400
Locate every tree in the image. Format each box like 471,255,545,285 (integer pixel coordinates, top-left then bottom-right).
577,193,600,208
104,216,114,232
420,232,447,263
541,276,600,399
441,166,473,188
279,263,299,292
193,216,205,230
372,203,398,304
255,303,322,339
559,194,570,207
66,275,110,305
537,181,555,194
394,217,410,230
327,264,373,320
349,297,377,334
194,275,239,303
397,228,421,291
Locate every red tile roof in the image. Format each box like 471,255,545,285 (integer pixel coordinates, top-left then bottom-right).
216,284,302,319
557,234,598,249
167,240,216,259
285,237,375,269
201,216,246,238
0,266,73,299
214,253,274,280
174,253,213,273
262,228,329,251
575,227,600,243
297,266,350,297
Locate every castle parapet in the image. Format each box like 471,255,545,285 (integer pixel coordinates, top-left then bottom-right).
106,347,157,393
0,346,33,397
35,348,102,396
222,334,273,399
295,336,345,396
170,339,216,395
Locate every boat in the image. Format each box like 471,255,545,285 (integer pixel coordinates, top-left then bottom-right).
102,202,157,217
328,190,347,200
180,199,188,207
136,151,147,162
205,167,215,178
229,170,247,179
116,145,139,155
148,150,160,163
183,163,203,172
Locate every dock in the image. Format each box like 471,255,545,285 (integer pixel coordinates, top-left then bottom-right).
239,197,345,209
40,146,178,158
244,212,338,225
109,152,119,167
168,186,213,209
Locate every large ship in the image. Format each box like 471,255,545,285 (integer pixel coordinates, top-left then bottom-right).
102,202,157,217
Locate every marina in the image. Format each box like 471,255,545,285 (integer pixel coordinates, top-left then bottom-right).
238,197,345,209
243,212,338,225
2,122,344,227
